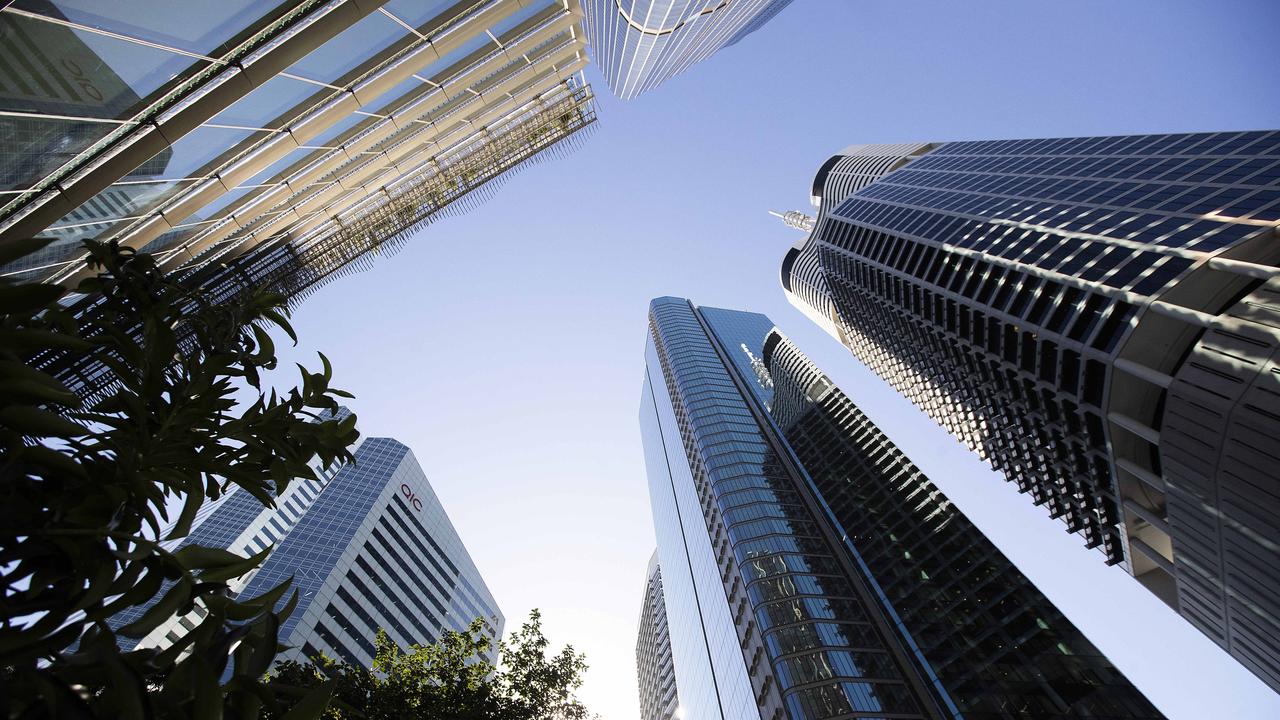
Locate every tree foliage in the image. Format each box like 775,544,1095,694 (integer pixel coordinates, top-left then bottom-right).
266,610,594,720
0,240,359,719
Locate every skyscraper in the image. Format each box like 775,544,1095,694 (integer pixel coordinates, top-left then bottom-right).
584,0,793,99
639,297,1163,719
636,551,680,720
776,130,1280,692
120,427,504,670
0,0,595,294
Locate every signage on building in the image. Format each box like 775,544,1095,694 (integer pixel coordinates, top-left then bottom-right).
400,483,423,512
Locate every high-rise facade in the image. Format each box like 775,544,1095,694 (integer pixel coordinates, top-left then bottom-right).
636,551,679,720
639,297,1163,719
777,131,1280,692
584,0,793,99
120,428,503,669
1,0,595,294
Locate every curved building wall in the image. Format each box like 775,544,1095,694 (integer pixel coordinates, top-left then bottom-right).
584,0,794,99
779,129,1280,693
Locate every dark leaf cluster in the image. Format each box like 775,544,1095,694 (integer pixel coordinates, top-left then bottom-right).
0,240,359,719
266,610,594,720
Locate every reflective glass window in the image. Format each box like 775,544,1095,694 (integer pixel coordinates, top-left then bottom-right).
211,74,325,129
287,12,408,85
13,0,289,56
384,0,455,29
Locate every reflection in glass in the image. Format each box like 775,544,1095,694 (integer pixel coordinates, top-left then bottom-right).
11,0,288,56
287,12,407,85
211,74,326,130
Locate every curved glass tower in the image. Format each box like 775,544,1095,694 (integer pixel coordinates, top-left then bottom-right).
777,130,1280,693
638,297,1163,719
584,0,794,99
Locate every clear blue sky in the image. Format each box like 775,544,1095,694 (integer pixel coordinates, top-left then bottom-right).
262,1,1280,717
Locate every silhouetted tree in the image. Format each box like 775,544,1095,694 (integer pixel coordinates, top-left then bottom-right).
0,240,358,719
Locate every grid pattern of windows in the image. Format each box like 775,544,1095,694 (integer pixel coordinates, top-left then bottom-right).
763,332,1163,718
646,297,926,719
781,130,1280,695
584,0,793,99
228,436,504,669
636,553,680,720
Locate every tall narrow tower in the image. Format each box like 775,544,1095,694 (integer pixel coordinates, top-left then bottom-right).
638,297,1163,718
777,130,1280,692
584,0,794,99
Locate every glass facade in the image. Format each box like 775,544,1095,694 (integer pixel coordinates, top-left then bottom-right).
236,436,503,668
639,297,1165,719
762,330,1164,719
1,0,595,289
583,0,794,99
115,430,503,671
779,130,1280,693
14,0,599,404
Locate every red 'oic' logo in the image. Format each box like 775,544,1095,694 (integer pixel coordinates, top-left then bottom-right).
400,483,423,512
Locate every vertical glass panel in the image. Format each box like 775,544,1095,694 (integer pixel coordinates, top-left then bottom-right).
287,13,408,85
1,10,201,119
490,0,555,39
304,111,369,149
11,0,290,57
0,116,110,191
9,178,186,276
384,0,455,29
191,185,255,221
421,30,494,79
367,76,428,116
155,124,262,179
211,75,326,130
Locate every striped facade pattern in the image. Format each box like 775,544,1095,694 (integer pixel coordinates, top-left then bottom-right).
637,552,680,720
118,432,503,671
237,437,503,668
1,0,594,288
584,0,793,99
780,130,1280,693
762,330,1163,719
646,298,927,720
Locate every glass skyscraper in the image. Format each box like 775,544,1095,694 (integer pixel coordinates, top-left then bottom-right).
639,297,1163,719
584,0,793,99
120,426,503,669
637,551,680,720
776,130,1280,692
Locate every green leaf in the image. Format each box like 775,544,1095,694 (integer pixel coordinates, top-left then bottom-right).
118,576,192,638
0,328,95,353
198,545,271,584
0,377,82,407
0,405,86,437
0,282,66,314
280,681,334,720
174,545,252,571
0,235,57,266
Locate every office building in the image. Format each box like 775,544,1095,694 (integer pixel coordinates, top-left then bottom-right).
636,551,679,720
639,297,1162,719
584,0,793,99
776,131,1280,691
0,0,595,294
119,425,503,669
